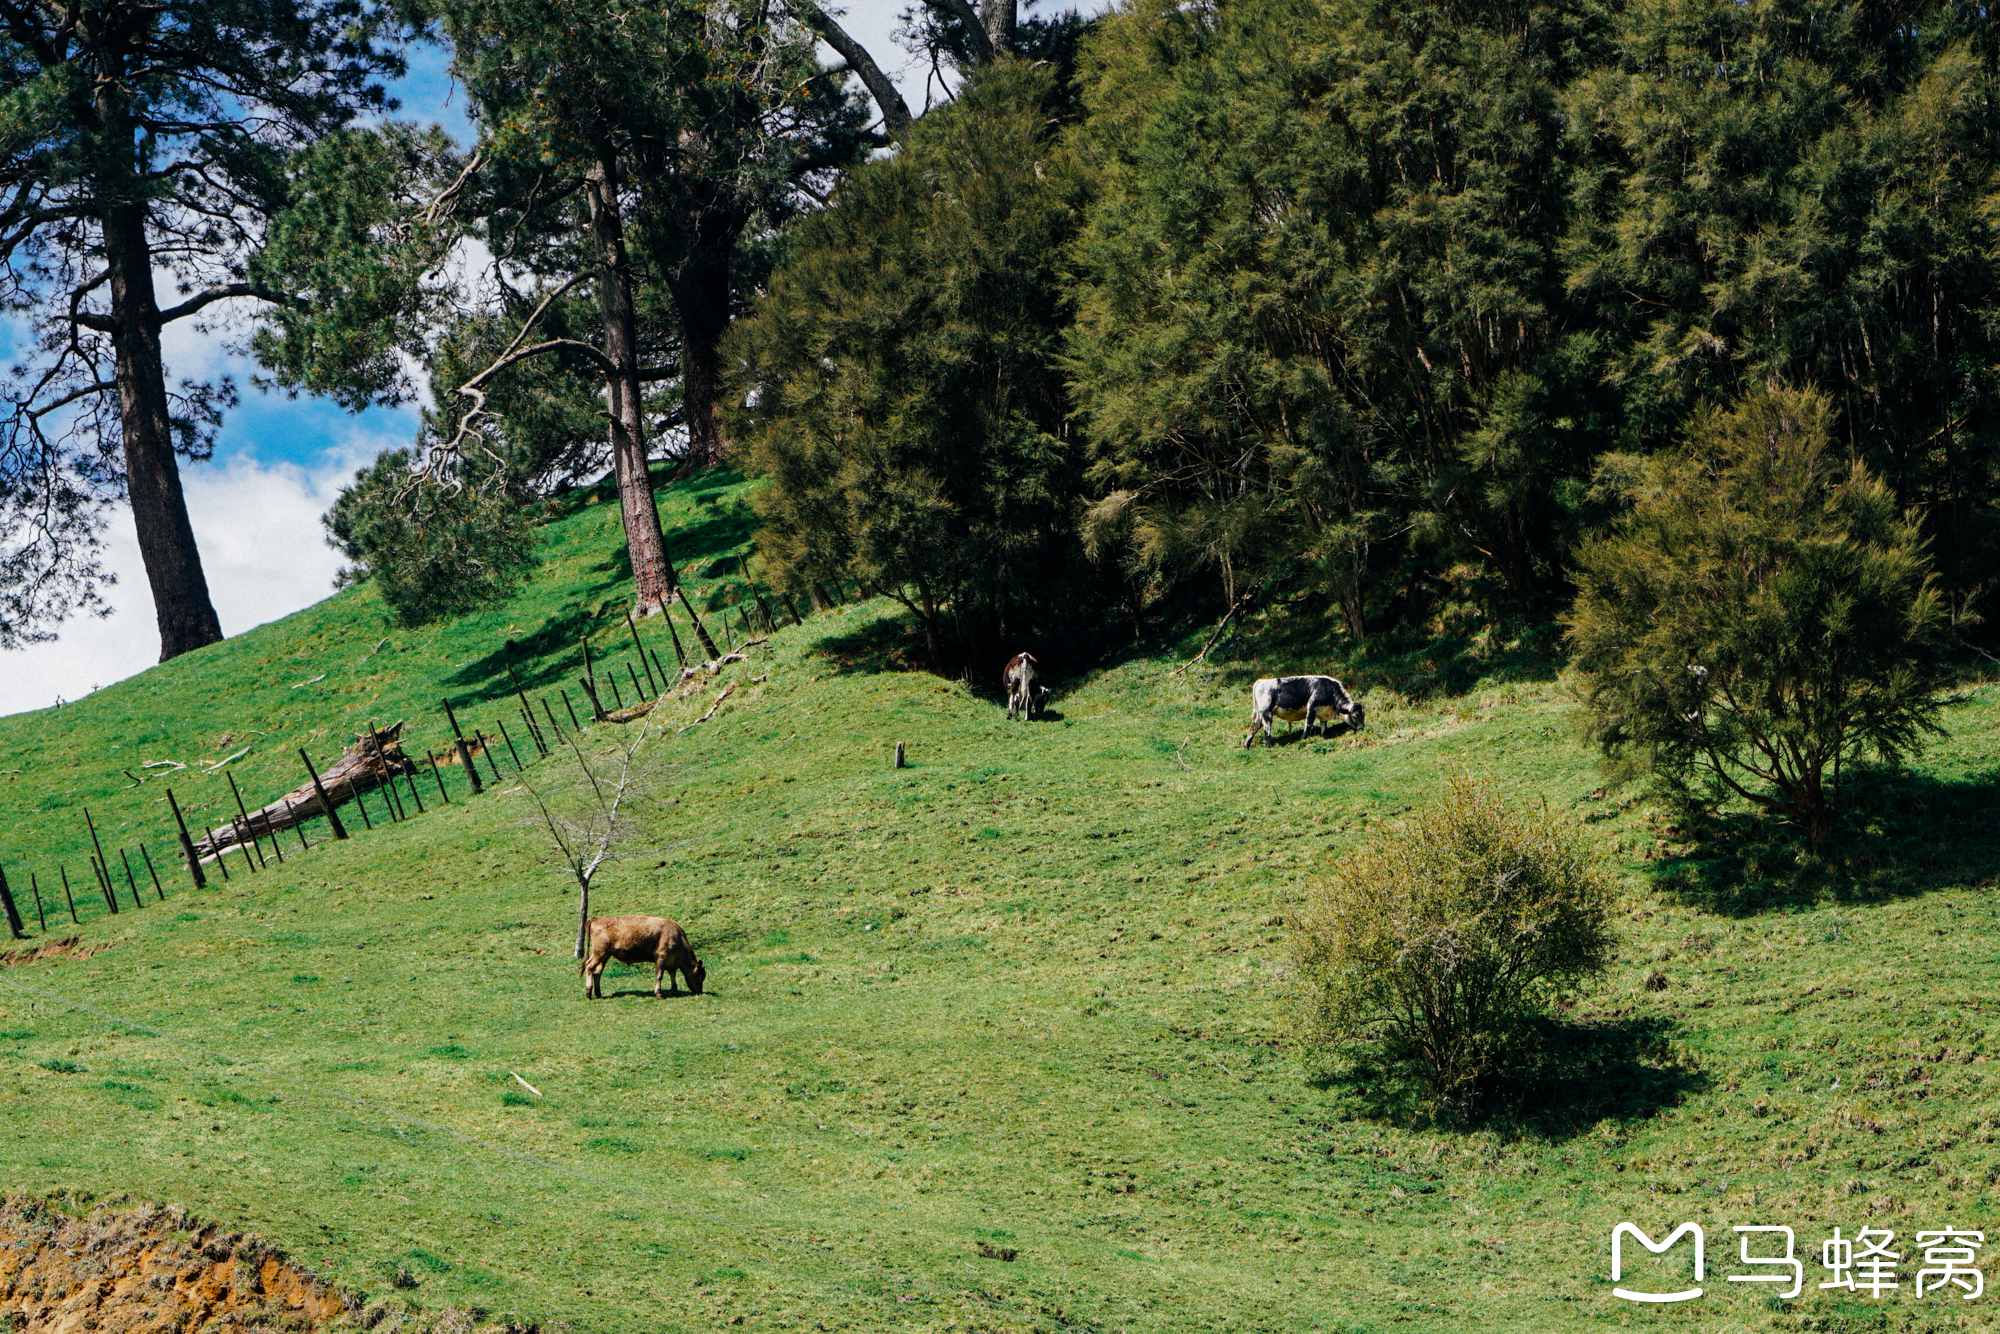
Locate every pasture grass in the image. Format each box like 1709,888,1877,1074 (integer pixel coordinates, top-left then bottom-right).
0,471,1998,1331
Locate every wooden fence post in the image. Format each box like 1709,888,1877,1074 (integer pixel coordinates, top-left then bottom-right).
495,719,525,772
224,772,265,870
404,766,426,815
258,809,284,864
894,741,906,770
118,849,144,909
427,754,450,805
474,731,503,785
58,868,77,924
561,690,583,734
625,663,646,705
441,698,485,796
81,808,111,894
675,585,722,659
606,673,625,710
660,610,688,667
300,750,350,840
540,697,566,746
92,854,122,908
0,866,24,938
165,788,207,889
349,779,374,830
139,845,166,900
505,668,548,756
625,612,661,695
737,557,777,632
365,720,404,822
286,799,310,850
27,873,45,932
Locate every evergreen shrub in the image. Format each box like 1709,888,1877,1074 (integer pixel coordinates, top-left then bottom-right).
1566,386,1951,848
1291,776,1614,1112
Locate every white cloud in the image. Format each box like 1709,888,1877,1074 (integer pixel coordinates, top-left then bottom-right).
0,425,397,717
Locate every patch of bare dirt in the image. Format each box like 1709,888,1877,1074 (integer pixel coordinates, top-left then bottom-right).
0,939,112,968
0,1196,539,1333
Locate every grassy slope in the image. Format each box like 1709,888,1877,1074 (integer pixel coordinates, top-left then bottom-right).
0,474,1998,1333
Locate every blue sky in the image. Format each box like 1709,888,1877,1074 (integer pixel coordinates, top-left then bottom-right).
0,2,1106,715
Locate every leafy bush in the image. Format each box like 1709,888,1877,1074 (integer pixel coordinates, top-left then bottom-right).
1291,777,1614,1112
1565,385,1951,848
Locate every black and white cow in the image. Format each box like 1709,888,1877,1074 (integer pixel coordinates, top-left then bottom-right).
1242,675,1364,747
1003,652,1045,721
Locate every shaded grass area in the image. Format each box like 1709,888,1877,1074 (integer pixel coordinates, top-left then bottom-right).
0,475,1999,1330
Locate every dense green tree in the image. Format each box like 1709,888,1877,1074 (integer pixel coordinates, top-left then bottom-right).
1067,0,1615,638
1564,0,2000,626
1566,386,1951,849
0,0,403,658
727,63,1088,665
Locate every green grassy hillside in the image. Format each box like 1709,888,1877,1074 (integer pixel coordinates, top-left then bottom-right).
1,472,1998,1333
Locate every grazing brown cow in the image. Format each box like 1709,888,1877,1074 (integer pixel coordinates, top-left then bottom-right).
582,915,706,1000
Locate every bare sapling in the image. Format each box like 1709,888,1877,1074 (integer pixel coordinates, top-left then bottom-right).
519,714,658,960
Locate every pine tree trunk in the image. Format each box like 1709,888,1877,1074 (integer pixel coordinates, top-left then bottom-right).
588,151,678,619
102,198,223,662
667,238,734,473
983,0,1017,56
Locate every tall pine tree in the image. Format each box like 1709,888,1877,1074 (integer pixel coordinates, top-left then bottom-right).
0,0,403,659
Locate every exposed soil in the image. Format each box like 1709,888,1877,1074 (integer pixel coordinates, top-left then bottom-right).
0,939,113,968
0,1196,534,1333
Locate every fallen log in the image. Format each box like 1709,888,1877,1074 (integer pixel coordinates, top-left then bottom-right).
190,723,416,862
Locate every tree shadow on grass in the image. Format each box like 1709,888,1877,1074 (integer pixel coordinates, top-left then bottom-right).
1650,764,2000,917
1314,1015,1706,1141
1207,610,1565,704
811,612,927,677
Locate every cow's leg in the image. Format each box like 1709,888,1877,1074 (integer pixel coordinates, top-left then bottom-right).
584,951,604,1000
656,952,668,999
1305,685,1332,742
1245,708,1272,747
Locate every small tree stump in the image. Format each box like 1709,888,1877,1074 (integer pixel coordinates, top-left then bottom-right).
894,741,906,770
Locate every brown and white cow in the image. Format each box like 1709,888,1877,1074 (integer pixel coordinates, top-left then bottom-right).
582,915,706,1000
1003,652,1045,721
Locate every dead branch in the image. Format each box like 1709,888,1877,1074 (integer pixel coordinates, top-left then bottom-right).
415,270,609,490
200,746,251,772
677,684,735,734
1169,589,1258,677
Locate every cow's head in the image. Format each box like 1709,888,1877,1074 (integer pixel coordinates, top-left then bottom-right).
687,957,707,995
1345,701,1367,731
